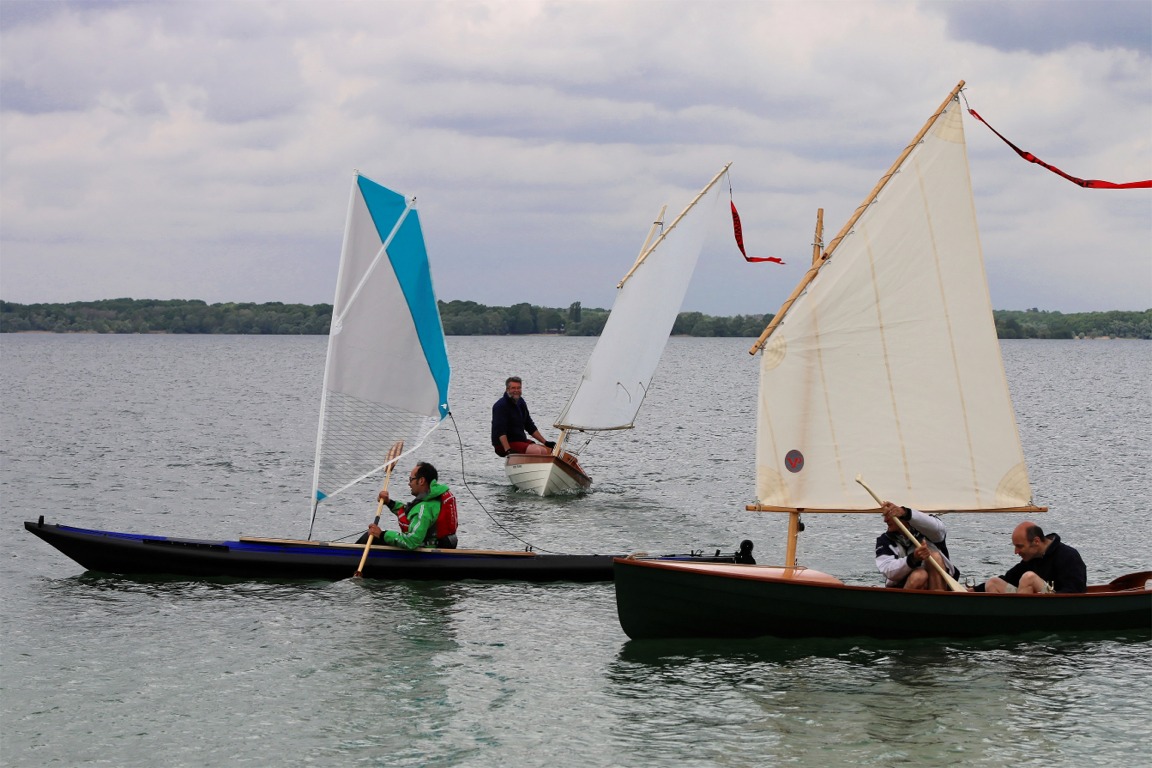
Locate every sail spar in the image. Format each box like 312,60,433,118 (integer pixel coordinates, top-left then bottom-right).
752,86,1038,514
309,173,450,535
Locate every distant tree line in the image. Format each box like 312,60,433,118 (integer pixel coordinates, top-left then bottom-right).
0,299,332,335
1,299,1148,339
993,308,1151,340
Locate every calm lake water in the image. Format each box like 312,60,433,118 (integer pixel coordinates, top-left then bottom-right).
1,335,1149,767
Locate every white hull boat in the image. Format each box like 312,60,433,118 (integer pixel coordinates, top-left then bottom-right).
504,453,592,496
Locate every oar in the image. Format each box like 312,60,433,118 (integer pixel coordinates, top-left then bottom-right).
353,441,404,578
855,474,966,593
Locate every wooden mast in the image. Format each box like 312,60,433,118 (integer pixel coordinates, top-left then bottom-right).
781,208,825,568
748,80,966,355
810,208,824,266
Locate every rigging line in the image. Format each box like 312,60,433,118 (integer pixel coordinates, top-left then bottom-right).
446,412,568,555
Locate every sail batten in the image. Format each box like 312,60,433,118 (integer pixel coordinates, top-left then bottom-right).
754,87,1035,513
308,173,450,534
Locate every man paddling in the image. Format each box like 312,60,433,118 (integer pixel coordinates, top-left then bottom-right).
972,522,1086,593
360,462,457,550
875,501,961,590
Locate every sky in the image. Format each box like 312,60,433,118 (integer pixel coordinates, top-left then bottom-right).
1,0,1149,316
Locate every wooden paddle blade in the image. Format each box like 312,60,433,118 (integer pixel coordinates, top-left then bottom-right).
384,440,405,469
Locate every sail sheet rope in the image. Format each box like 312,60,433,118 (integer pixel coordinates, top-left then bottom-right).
963,95,1152,190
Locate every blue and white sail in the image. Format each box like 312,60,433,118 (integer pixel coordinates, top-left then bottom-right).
309,173,450,534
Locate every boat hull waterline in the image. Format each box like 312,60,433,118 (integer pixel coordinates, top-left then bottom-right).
614,559,1152,640
25,520,740,583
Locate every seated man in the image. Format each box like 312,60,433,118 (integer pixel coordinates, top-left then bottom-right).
358,462,457,550
875,501,961,590
973,521,1086,593
491,376,555,457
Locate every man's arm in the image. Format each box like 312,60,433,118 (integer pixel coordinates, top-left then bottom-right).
492,401,512,452
906,508,947,544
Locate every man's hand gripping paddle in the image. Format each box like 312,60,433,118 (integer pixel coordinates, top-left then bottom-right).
353,441,404,578
855,474,965,593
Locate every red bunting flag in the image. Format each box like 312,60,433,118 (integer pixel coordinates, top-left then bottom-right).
968,108,1152,190
730,201,784,264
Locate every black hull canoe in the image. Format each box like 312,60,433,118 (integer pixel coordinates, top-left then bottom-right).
24,520,746,583
614,559,1152,640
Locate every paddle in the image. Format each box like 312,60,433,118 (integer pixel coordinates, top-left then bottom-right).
855,474,966,593
353,441,405,579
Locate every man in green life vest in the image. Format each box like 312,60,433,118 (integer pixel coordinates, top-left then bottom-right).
365,461,458,549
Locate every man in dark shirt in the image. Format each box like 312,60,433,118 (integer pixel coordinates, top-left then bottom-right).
974,521,1087,594
491,376,555,457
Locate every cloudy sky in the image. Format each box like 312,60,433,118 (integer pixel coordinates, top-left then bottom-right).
1,0,1149,316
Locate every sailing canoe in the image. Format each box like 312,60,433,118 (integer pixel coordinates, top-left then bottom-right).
506,165,731,495
614,559,1151,639
613,82,1151,640
25,519,753,583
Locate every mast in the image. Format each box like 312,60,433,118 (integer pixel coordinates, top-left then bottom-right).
810,208,824,266
780,206,825,568
309,174,361,537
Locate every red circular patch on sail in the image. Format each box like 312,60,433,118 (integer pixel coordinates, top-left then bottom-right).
784,450,804,473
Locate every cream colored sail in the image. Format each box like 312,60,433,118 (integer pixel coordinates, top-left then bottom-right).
754,92,1036,513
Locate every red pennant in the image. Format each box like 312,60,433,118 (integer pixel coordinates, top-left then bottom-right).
968,108,1151,190
730,201,784,264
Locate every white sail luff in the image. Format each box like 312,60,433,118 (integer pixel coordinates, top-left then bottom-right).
755,95,1033,513
309,179,360,526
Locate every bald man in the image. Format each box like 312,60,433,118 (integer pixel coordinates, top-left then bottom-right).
973,521,1087,594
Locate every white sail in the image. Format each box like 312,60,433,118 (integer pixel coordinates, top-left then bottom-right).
555,166,729,431
754,96,1034,512
309,173,450,532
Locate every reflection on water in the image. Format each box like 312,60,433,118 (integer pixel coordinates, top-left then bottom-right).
608,632,1152,766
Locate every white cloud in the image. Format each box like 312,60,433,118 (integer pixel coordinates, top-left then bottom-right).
1,0,1149,314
